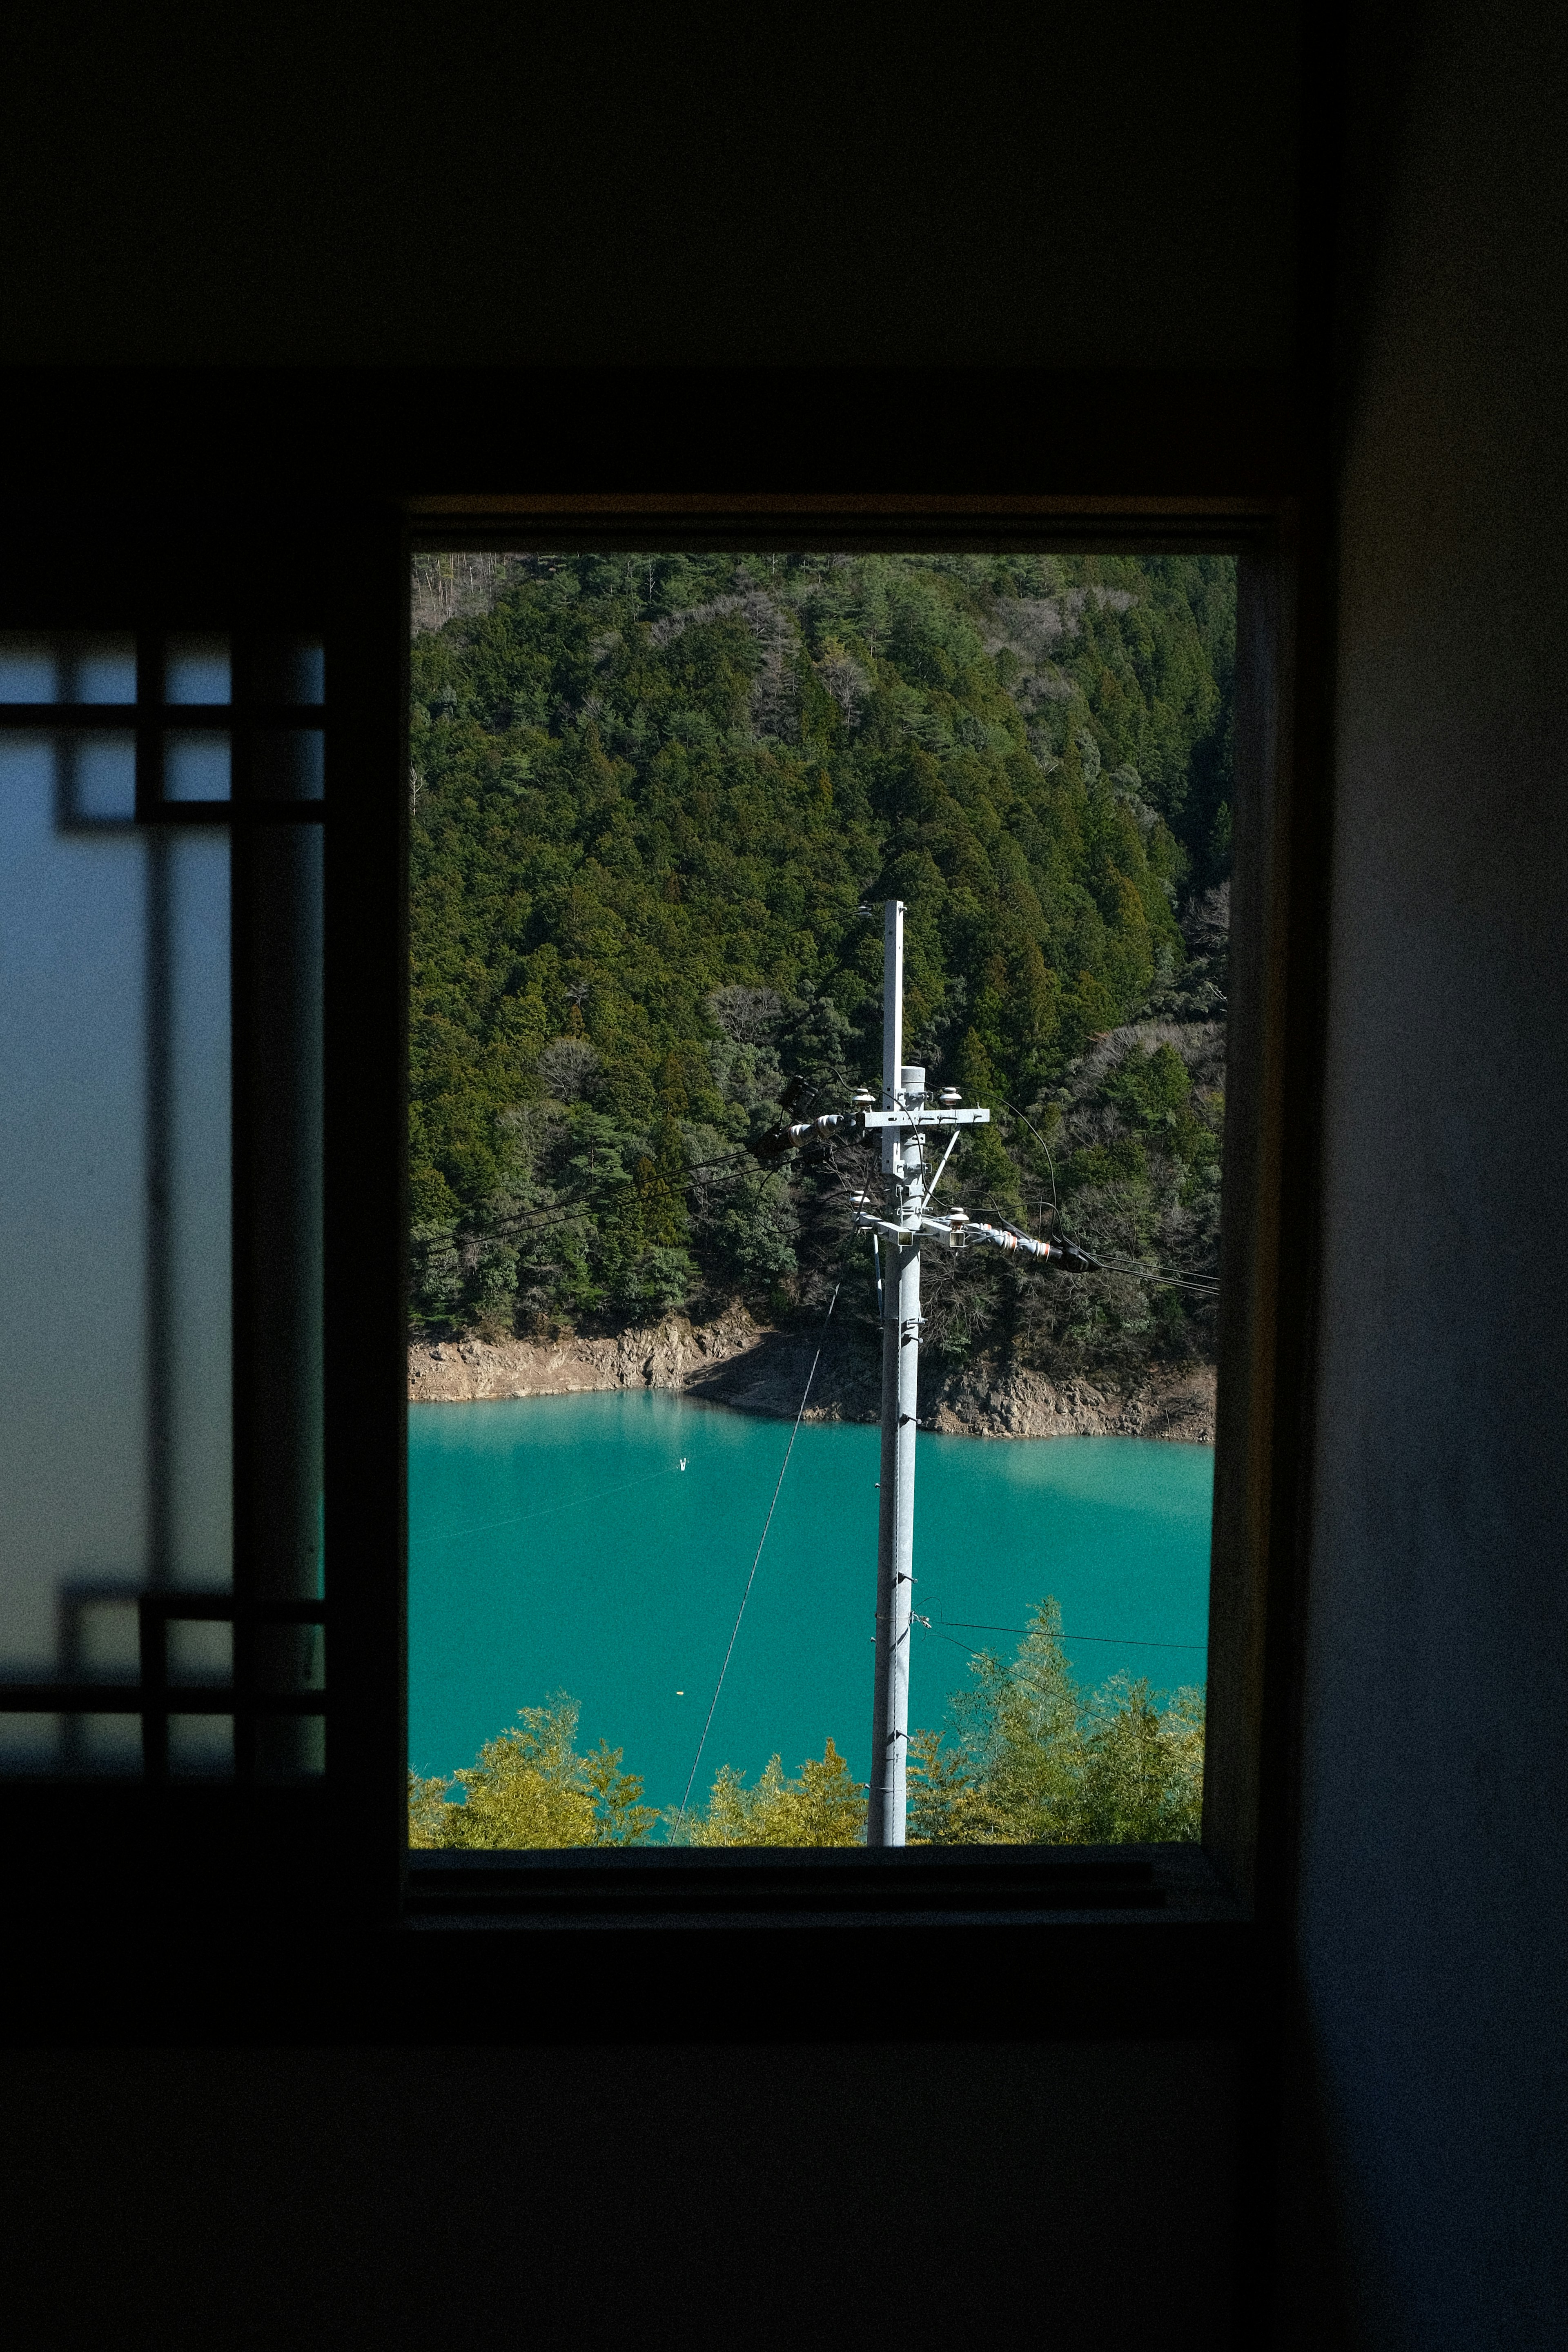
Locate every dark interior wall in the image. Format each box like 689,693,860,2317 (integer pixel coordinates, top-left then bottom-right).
18,0,1566,2334
32,5,1568,2347
1282,1,1568,2342
0,4,1298,368
0,2041,1237,2352
0,13,1305,2350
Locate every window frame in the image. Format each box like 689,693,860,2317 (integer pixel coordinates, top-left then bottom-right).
0,432,1324,2051
0,527,341,1861
391,494,1310,1940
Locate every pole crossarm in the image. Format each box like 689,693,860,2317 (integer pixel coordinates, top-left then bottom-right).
851,1107,991,1130
849,1206,1096,1268
770,1105,989,1149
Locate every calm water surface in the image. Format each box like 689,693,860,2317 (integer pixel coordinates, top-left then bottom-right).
408,1390,1213,1819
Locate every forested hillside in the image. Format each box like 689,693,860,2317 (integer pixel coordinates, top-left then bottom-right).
410,550,1232,1386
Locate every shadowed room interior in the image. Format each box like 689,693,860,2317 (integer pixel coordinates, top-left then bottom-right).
0,3,1563,2345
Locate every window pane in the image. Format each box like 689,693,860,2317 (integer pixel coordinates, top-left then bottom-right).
166,637,231,704
168,1713,234,1777
240,820,325,1780
0,741,232,1768
70,1714,143,1775
70,1594,140,1679
0,636,136,704
167,1619,234,1684
74,640,138,704
244,822,323,1601
252,639,325,705
69,734,137,823
0,638,59,701
0,1715,60,1771
164,733,232,802
165,832,233,1588
253,729,324,801
407,550,1230,1851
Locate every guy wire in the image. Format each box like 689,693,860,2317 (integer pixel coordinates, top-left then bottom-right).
673,1275,843,1836
1000,1099,1218,1292
1001,1100,1060,1232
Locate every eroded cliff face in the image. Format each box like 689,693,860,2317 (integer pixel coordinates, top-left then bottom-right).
408,1307,759,1406
409,1309,1214,1441
922,1362,1214,1441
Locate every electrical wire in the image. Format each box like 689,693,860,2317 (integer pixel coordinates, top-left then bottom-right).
673,1277,843,1835
998,1099,1219,1293
913,1619,1205,1672
930,1617,1208,1651
1000,1100,1060,1232
417,1462,690,1548
1093,1259,1221,1294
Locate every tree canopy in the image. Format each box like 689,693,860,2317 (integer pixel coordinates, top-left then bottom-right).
408,1613,1204,1852
410,548,1232,1382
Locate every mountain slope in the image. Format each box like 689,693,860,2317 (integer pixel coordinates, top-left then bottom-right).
409,550,1232,1385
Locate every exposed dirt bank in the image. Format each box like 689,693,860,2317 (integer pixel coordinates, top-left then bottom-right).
410,1310,1214,1442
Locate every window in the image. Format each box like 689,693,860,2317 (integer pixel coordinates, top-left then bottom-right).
0,469,1307,1953
405,546,1231,1860
0,619,327,1786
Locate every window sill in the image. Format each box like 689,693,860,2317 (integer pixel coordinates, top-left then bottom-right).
405,1841,1242,1930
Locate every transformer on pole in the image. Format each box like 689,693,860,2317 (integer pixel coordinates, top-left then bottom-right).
762,898,1100,1847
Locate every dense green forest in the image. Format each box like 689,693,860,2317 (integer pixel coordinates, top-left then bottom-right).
407,1601,1205,1849
410,550,1232,1383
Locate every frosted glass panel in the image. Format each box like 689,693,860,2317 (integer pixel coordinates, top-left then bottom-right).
75,641,138,704
165,734,231,802
71,735,137,822
0,743,232,1743
71,1595,140,1678
165,831,233,1588
253,639,324,704
168,1713,234,1777
254,729,324,801
1,738,148,1668
0,639,58,700
0,636,136,704
168,1619,232,1684
71,1714,143,1775
0,1715,60,1769
245,824,324,1604
166,637,231,704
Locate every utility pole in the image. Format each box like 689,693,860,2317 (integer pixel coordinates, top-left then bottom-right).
762,899,1101,1847
871,898,921,1846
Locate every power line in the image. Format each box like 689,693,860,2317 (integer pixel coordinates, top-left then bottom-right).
1000,1099,1060,1231
997,1101,1219,1293
416,1461,688,1550
673,1278,843,1836
914,1620,1207,1682
1094,1258,1221,1294
931,1617,1207,1651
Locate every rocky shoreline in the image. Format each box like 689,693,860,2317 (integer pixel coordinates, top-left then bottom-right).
409,1307,1215,1443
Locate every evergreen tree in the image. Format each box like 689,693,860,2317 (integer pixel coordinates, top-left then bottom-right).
409,552,1231,1381
677,1739,866,1847
410,1695,658,1849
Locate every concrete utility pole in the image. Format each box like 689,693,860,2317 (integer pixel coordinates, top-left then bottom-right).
765,899,1100,1847
871,898,921,1845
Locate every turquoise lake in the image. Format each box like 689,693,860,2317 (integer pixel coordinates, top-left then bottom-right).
408,1390,1213,1822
